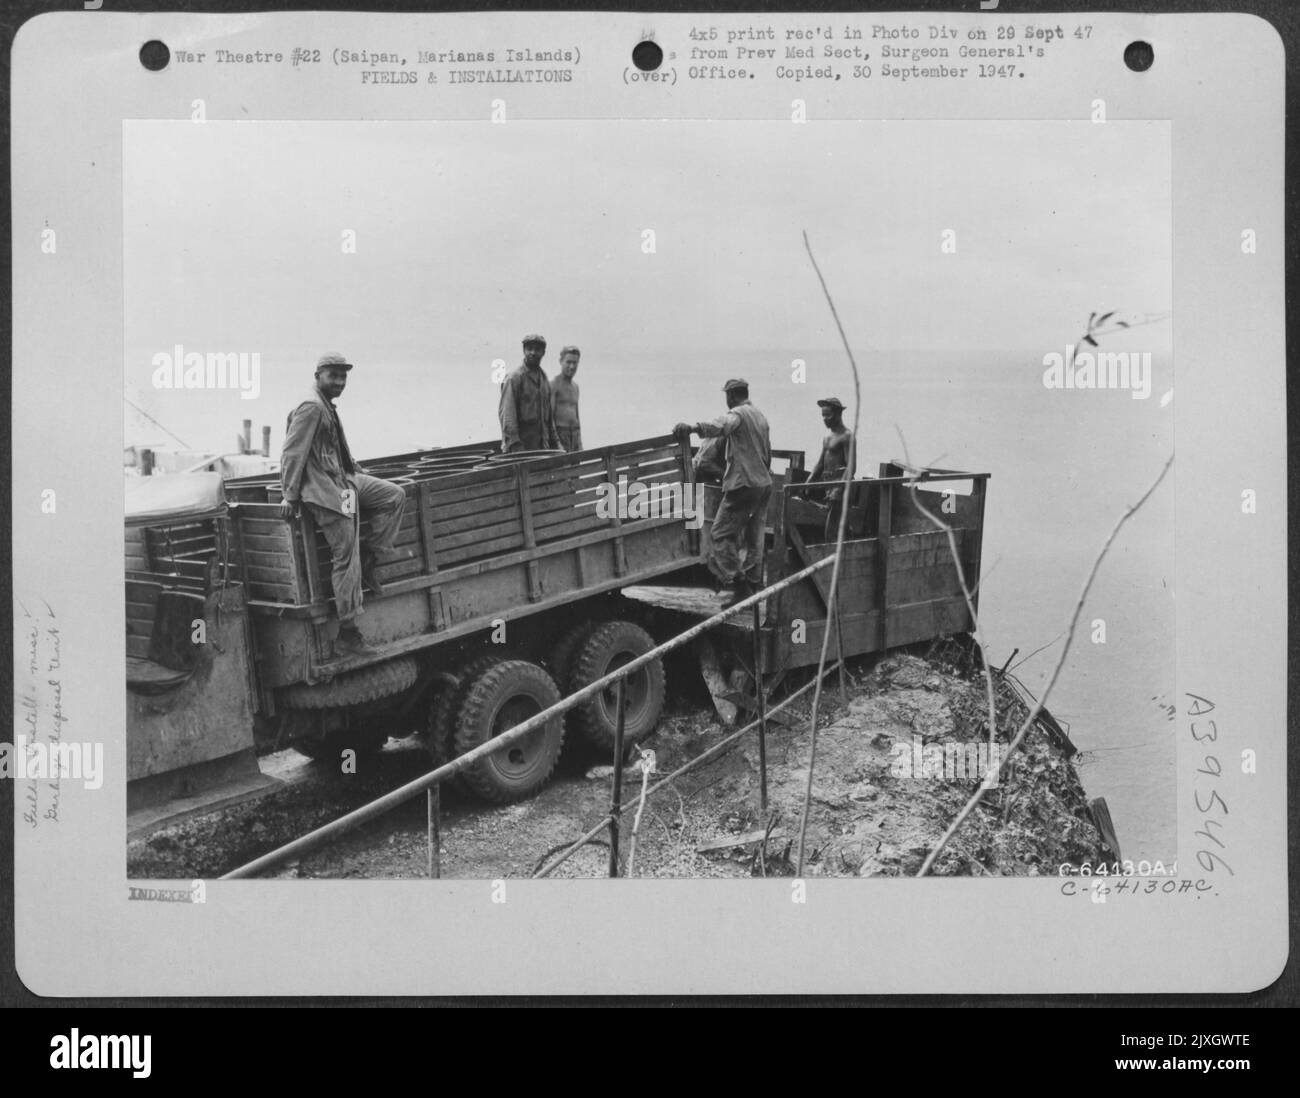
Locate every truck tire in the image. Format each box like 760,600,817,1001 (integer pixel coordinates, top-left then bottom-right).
279,657,419,710
425,653,503,778
544,620,600,695
569,621,665,754
453,660,565,804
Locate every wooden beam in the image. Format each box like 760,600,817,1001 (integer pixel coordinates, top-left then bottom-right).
785,523,836,609
517,465,543,601
297,557,712,674
767,486,789,629
968,477,987,617
603,449,627,576
297,511,324,604
697,829,786,853
875,479,892,650
417,481,445,628
269,512,690,610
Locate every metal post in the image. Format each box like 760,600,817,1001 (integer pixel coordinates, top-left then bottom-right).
427,784,441,879
751,602,768,815
608,678,627,878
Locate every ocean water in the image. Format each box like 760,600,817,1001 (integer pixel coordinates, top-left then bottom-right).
126,346,1176,862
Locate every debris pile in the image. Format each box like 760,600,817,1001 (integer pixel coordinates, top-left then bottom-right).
648,649,1109,878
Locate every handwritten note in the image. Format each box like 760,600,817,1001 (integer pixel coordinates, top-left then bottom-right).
15,599,66,828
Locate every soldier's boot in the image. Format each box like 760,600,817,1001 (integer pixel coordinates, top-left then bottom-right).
333,624,377,659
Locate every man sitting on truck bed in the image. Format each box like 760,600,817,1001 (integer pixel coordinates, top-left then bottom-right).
674,378,773,609
279,352,406,658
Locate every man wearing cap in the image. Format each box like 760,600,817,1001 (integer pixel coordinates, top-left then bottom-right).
673,379,773,608
499,334,561,453
279,353,406,658
809,397,856,539
551,345,583,452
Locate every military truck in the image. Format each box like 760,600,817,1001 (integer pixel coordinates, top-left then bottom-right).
125,434,987,820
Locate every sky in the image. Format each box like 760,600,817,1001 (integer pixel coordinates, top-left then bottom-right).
124,118,1171,379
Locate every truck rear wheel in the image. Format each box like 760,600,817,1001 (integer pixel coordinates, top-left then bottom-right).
569,621,665,754
453,660,565,803
425,653,503,782
544,620,600,695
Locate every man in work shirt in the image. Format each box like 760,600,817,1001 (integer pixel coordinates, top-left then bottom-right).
692,436,726,485
551,344,583,451
280,352,406,658
674,378,773,608
808,396,856,540
499,333,561,452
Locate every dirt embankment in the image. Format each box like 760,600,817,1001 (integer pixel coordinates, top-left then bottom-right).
128,648,1110,880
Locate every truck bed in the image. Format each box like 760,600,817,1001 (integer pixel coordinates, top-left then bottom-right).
226,435,704,689
624,462,990,676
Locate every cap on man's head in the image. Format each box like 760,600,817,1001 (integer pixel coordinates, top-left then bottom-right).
316,352,353,372
559,345,581,357
817,397,845,411
522,334,547,348
722,378,749,393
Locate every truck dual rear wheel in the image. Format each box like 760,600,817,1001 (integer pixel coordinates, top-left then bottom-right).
544,619,600,696
424,653,503,789
453,660,565,804
568,621,665,754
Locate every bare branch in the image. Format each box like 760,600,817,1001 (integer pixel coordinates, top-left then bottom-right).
796,231,863,875
1008,628,1067,672
625,750,655,877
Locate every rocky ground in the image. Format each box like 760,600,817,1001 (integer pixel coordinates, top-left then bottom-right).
127,645,1110,881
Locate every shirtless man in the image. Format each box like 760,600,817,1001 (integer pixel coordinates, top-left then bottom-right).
808,397,856,539
551,345,583,451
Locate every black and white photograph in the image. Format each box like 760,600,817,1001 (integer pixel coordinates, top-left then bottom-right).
6,5,1287,1000
120,116,1174,882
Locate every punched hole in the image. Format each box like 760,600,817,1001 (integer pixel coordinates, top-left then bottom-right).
632,40,663,71
140,40,170,71
1123,41,1154,73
